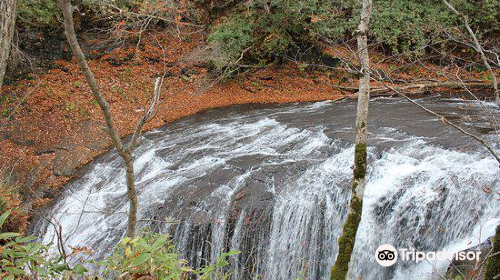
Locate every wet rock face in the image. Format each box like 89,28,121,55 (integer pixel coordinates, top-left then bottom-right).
19,31,69,61
53,148,93,177
5,30,120,85
5,30,68,83
51,120,109,177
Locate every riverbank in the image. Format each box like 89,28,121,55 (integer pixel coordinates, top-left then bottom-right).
0,31,493,232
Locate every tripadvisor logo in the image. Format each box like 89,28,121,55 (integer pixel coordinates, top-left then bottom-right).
375,244,481,267
375,244,398,266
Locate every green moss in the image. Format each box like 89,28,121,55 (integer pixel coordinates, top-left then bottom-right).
330,197,363,280
485,225,500,280
352,143,367,181
329,142,368,280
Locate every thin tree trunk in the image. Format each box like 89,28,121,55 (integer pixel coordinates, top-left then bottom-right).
59,0,138,237
441,0,499,106
59,0,127,158
330,0,372,279
125,160,138,237
0,0,17,89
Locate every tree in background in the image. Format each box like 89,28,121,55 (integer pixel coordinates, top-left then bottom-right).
329,0,372,279
59,0,162,238
0,0,17,89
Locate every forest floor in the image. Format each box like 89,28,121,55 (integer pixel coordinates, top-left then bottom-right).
0,31,492,231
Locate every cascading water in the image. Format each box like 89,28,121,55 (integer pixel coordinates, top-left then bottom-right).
32,97,499,280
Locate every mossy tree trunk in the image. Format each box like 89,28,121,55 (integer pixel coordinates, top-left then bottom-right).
0,0,17,89
485,225,500,280
330,0,372,279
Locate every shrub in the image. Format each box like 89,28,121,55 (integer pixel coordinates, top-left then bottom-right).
371,0,499,57
16,0,143,29
99,229,239,279
0,211,84,279
370,0,454,57
0,211,239,280
98,232,193,279
204,0,499,69
450,0,500,39
0,180,27,233
207,15,255,69
205,0,357,69
17,0,61,28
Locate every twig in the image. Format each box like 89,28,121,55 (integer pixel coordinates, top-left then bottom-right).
373,73,500,164
441,0,499,105
128,76,162,152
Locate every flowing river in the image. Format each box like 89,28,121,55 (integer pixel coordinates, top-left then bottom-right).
32,97,499,280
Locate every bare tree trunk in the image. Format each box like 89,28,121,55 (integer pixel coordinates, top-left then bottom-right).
330,0,372,279
60,0,137,237
59,0,161,238
0,0,17,89
441,0,499,106
125,160,138,237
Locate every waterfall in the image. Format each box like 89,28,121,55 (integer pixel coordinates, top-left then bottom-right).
32,98,499,280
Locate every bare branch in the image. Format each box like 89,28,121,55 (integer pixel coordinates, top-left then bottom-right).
372,72,500,165
441,0,499,105
128,76,162,152
331,80,492,96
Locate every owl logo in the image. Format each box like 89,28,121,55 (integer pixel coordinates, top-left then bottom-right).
375,244,398,266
